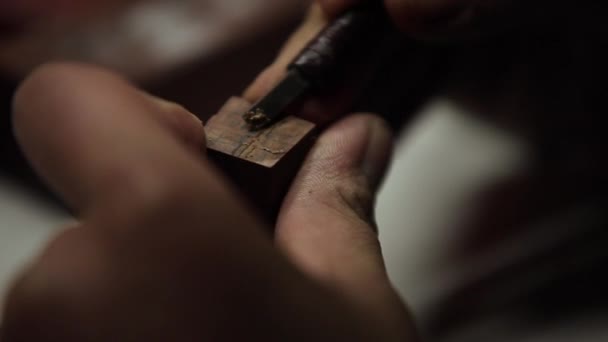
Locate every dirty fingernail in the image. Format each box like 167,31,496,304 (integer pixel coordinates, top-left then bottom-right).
361,116,394,188
149,96,202,125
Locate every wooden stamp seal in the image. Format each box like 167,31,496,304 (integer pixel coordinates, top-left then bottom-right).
205,97,317,222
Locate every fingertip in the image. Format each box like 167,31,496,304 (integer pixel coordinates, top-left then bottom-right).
145,95,206,151
12,62,78,139
328,113,394,187
312,113,376,173
320,113,393,162
275,113,398,319
12,62,131,144
13,62,126,108
13,61,205,154
283,113,393,225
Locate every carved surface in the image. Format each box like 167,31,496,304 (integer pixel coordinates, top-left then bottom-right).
205,97,317,222
206,97,316,168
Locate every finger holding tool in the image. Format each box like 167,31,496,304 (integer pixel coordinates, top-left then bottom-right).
206,3,398,223
243,2,395,130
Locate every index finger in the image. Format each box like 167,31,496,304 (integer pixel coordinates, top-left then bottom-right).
12,62,210,213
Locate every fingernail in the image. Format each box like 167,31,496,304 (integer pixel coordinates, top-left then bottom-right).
144,94,206,149
361,117,394,188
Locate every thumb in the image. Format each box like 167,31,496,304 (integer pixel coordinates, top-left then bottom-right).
276,114,411,332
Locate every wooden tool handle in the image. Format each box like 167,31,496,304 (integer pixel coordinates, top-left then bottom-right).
289,3,392,89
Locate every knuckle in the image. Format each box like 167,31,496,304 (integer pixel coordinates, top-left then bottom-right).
12,62,119,139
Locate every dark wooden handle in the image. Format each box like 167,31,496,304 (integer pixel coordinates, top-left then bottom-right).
289,3,392,89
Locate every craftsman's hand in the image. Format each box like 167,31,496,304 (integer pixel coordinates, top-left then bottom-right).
1,63,415,341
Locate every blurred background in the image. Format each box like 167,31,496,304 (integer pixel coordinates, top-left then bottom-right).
1,1,607,341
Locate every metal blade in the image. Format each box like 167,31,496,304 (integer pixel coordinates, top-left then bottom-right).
243,69,310,130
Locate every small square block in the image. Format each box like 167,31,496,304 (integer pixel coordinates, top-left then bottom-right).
205,97,318,222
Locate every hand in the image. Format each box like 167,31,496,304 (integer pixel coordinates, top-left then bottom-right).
1,62,415,340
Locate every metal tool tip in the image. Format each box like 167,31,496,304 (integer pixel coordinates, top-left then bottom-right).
243,107,271,130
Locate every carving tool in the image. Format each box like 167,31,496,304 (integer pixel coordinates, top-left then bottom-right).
243,3,395,130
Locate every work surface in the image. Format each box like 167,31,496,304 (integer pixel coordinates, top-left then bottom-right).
1,100,606,341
